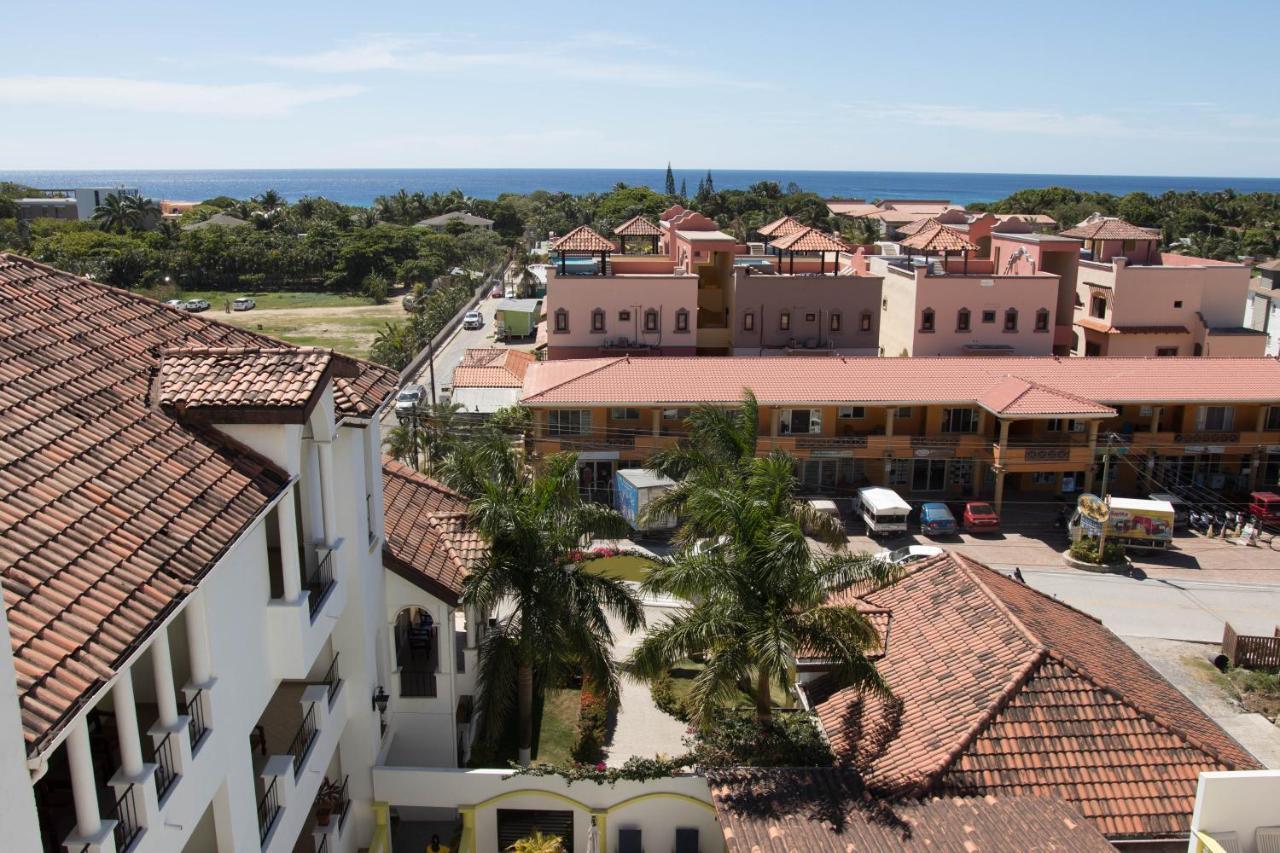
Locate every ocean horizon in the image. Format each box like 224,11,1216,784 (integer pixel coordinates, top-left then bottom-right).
4,168,1280,208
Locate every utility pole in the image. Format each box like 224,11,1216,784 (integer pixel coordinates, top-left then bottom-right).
426,335,437,408
1096,435,1113,555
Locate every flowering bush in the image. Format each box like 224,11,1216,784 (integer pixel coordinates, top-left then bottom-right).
570,678,614,763
509,754,691,786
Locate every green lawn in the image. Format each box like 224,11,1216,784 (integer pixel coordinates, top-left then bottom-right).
583,555,657,583
667,659,796,712
471,687,582,768
223,314,400,359
141,288,379,310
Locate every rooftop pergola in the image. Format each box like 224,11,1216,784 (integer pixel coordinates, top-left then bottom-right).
768,227,852,275
757,215,807,244
612,215,662,255
899,220,979,274
551,225,616,275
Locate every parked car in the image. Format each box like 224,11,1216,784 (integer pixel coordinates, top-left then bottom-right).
876,544,943,566
403,294,416,311
962,501,1000,533
232,297,255,311
919,502,957,536
490,284,504,298
395,384,427,418
462,310,483,330
183,298,210,312
164,298,185,309
1249,491,1280,526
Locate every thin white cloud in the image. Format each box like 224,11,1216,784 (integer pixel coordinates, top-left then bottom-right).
265,34,772,90
0,75,363,117
841,101,1136,137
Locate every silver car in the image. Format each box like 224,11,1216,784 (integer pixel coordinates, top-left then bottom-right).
395,385,427,418
232,297,255,311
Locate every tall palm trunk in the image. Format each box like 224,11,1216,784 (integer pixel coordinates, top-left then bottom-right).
755,668,773,724
517,662,534,766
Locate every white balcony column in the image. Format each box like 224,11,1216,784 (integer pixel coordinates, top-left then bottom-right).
66,716,103,838
151,630,179,728
185,592,213,687
277,492,303,601
113,672,144,778
316,439,339,546
303,440,324,549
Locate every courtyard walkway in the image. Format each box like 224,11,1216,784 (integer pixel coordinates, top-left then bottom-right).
604,674,689,767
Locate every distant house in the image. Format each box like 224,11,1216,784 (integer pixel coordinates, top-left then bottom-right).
160,200,199,220
414,211,494,231
15,186,141,222
181,211,251,232
448,347,536,413
1246,258,1280,355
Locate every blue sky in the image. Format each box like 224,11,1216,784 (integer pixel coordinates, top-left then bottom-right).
2,0,1277,176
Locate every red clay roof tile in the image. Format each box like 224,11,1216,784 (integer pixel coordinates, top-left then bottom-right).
381,458,482,604
551,225,615,253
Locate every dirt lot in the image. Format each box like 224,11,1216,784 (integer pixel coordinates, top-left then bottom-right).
212,295,407,359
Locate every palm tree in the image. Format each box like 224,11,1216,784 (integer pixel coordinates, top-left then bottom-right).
463,452,644,765
254,189,285,213
629,453,894,727
124,195,160,229
91,192,133,233
508,248,540,298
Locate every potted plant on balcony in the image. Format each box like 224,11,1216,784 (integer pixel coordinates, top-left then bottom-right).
314,777,344,826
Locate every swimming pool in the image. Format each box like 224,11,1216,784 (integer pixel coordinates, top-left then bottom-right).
551,255,601,274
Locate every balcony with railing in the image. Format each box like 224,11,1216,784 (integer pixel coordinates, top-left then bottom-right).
112,784,143,852
266,540,346,682
394,610,440,699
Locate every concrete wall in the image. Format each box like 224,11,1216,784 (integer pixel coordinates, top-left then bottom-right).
0,605,41,851
729,269,882,351
372,767,723,853
544,270,698,356
1188,770,1280,853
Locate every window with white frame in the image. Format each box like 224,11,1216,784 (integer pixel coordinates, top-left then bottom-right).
554,308,569,332
941,407,978,433
675,308,689,332
838,406,865,419
779,409,822,435
1198,406,1234,431
1046,418,1080,432
548,409,591,436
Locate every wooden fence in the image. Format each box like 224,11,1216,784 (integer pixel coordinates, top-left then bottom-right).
1222,623,1280,670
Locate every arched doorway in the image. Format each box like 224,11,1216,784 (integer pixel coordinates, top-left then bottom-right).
394,607,438,697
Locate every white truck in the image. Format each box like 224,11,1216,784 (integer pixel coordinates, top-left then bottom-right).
857,487,911,536
614,468,677,532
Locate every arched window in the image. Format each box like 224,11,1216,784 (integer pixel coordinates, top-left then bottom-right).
920,307,935,332
956,308,970,332
644,308,659,332
591,308,605,333
1034,308,1050,332
554,308,569,332
393,607,437,696
1193,342,1204,356
1004,308,1018,331
860,311,872,331
743,312,755,331
674,308,689,332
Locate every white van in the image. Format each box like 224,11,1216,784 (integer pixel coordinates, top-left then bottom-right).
857,487,911,536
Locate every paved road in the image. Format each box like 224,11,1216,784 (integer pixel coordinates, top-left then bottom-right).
1016,568,1280,642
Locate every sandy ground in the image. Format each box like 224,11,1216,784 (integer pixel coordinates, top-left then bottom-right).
214,295,408,356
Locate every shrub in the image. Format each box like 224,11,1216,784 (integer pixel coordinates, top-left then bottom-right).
649,673,689,722
362,272,389,304
686,711,833,769
1069,537,1125,565
570,679,613,763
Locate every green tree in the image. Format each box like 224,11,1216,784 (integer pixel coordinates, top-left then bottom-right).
665,162,676,196
463,452,644,765
91,192,135,234
629,452,893,726
254,189,286,213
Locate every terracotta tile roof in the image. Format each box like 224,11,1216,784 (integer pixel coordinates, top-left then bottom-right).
1076,317,1191,335
381,458,481,605
0,254,359,753
826,200,880,218
976,376,1115,417
520,354,1280,408
551,225,615,253
157,346,361,422
1256,258,1280,272
757,215,807,238
809,552,1261,840
896,216,938,237
451,348,535,389
768,227,851,253
708,769,1114,852
611,215,661,237
900,219,980,253
1061,217,1160,242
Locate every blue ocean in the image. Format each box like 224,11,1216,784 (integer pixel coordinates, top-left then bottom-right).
3,168,1279,207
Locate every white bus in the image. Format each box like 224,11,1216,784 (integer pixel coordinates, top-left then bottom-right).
857,487,911,536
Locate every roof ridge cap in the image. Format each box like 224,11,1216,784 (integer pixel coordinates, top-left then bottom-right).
523,356,628,403
914,647,1049,796
1011,375,1107,408
380,456,468,500
1043,651,1241,770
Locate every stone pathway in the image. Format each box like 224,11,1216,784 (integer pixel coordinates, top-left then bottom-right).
604,674,690,767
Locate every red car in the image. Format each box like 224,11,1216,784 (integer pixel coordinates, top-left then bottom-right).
963,501,1000,533
1249,491,1280,525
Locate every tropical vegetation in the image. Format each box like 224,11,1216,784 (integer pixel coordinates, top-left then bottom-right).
462,451,644,766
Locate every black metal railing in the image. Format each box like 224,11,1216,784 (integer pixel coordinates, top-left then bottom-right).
305,549,335,621
317,835,330,853
456,630,466,673
335,774,351,830
154,731,179,800
288,704,318,779
184,689,209,750
257,777,280,845
366,493,377,545
399,668,438,698
322,653,342,708
112,784,142,852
